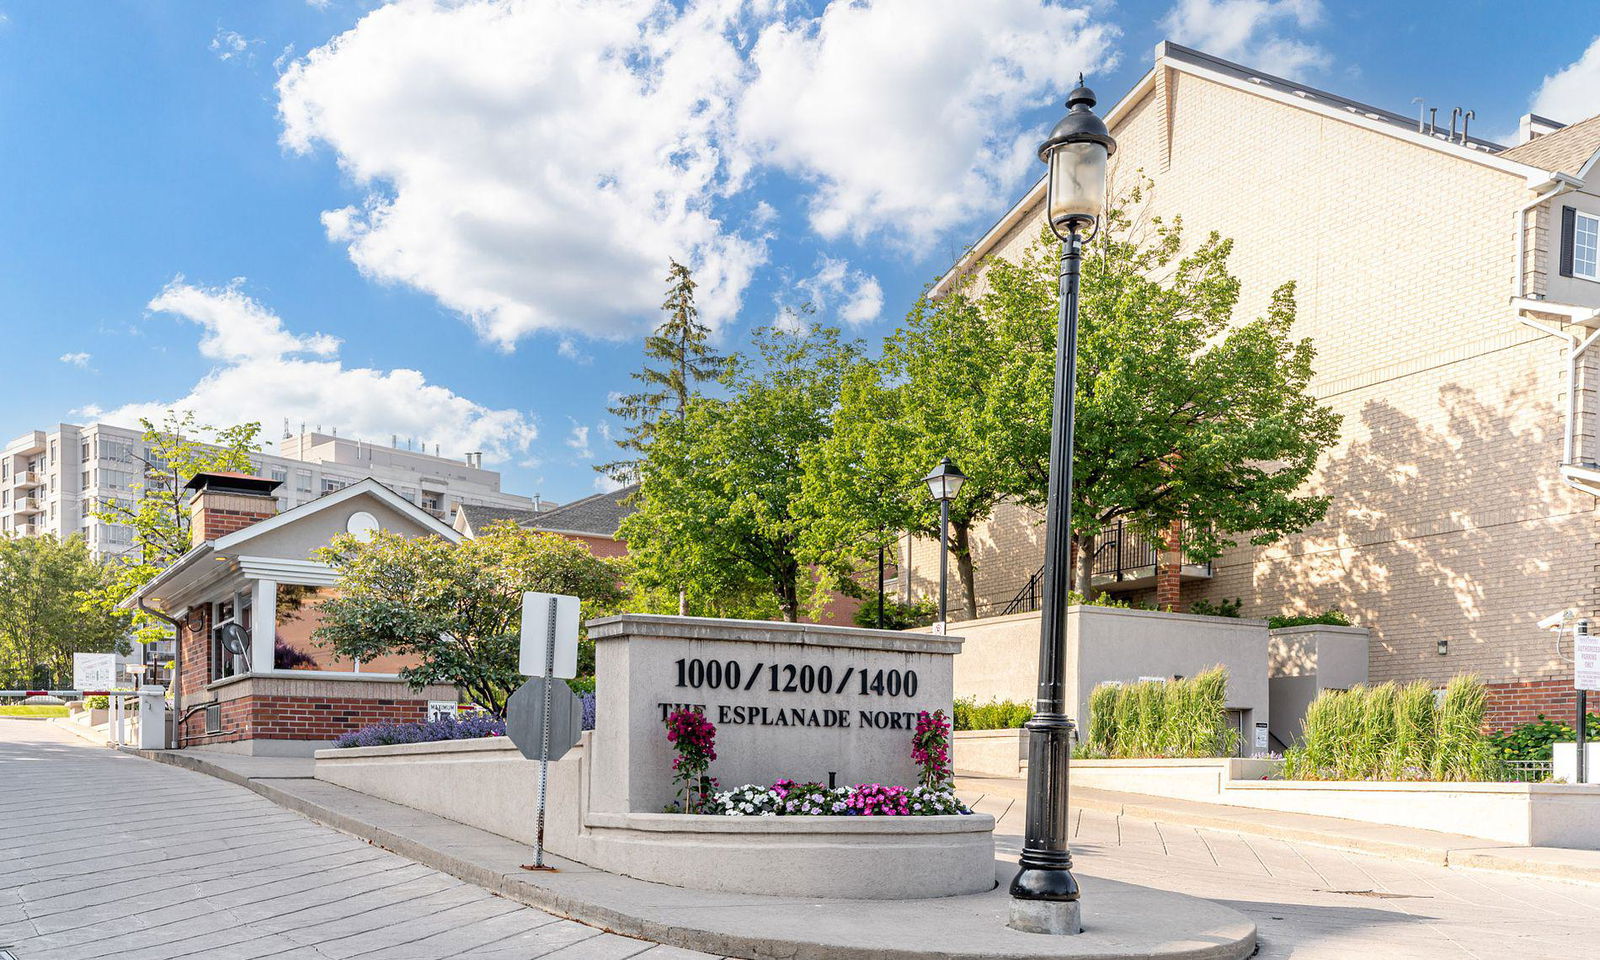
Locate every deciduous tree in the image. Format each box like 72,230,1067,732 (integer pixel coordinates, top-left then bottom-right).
314,523,625,716
0,535,131,689
983,195,1341,593
621,324,859,622
90,410,261,642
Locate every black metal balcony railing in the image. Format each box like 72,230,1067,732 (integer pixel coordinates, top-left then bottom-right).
996,521,1209,618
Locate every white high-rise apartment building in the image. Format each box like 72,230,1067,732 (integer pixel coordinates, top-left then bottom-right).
0,423,541,558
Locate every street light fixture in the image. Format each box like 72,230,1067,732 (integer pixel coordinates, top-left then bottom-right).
922,457,966,626
1009,76,1116,936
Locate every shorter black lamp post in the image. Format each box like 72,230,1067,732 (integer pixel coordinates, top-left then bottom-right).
1009,76,1115,936
922,457,966,626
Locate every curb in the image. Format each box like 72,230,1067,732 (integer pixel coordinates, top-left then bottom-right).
958,774,1600,888
125,747,1257,960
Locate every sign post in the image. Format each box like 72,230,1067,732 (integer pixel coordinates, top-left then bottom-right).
515,592,580,869
1575,626,1599,785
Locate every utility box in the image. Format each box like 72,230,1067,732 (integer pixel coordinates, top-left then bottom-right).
138,685,168,749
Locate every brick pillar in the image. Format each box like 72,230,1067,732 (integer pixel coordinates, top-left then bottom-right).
1155,520,1183,611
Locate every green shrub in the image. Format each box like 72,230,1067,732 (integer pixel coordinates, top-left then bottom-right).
953,697,1033,731
1267,610,1352,630
852,593,938,630
1284,674,1501,781
1187,597,1243,618
85,695,109,710
1086,684,1119,754
1390,680,1436,777
567,675,596,695
1488,713,1600,763
1082,667,1237,759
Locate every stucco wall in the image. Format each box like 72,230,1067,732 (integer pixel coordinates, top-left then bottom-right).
939,606,1269,744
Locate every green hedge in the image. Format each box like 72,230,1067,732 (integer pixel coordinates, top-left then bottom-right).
1267,610,1351,630
1283,675,1499,781
953,697,1033,730
1080,667,1237,758
1487,713,1600,763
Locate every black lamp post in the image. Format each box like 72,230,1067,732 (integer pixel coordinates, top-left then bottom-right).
1008,77,1115,935
922,457,966,626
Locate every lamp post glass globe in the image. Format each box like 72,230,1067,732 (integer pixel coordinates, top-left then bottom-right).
1038,79,1115,240
923,457,967,503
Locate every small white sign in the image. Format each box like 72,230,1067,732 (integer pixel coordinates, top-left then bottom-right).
1576,634,1600,692
73,653,116,691
519,592,580,679
930,621,947,636
427,700,459,722
1254,721,1270,752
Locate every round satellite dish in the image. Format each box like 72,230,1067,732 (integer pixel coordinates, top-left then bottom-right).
347,511,380,541
217,622,250,656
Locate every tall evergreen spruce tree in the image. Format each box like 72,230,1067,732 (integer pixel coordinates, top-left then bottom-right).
599,259,726,484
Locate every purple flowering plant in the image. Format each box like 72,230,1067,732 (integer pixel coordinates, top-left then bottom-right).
665,707,718,813
331,714,505,749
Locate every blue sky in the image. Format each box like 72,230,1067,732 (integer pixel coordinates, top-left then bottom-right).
2,0,1597,506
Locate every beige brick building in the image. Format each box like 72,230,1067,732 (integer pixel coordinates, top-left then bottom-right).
902,42,1600,727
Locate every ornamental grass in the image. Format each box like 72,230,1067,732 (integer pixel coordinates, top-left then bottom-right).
1081,667,1237,758
1282,674,1501,781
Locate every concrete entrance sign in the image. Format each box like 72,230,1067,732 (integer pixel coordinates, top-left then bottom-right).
587,614,962,815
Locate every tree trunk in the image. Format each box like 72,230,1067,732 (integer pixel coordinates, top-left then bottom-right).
1073,531,1096,599
952,520,979,621
776,577,800,623
677,588,687,617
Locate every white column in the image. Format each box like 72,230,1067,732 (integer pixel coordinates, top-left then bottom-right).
251,579,277,673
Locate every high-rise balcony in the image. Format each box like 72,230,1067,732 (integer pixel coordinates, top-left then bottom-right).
12,497,42,515
10,471,43,488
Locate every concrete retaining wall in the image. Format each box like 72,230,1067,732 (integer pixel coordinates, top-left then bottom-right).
941,607,1269,751
1059,757,1600,849
953,728,1027,777
315,735,997,899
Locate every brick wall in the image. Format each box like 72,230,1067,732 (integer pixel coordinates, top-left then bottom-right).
1484,678,1597,731
180,693,427,746
904,65,1600,699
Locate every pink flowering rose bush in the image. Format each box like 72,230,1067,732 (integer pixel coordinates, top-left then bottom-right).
911,710,954,788
665,707,718,813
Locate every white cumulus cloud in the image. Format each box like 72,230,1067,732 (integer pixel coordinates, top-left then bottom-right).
95,279,538,463
738,0,1116,246
566,422,593,460
276,0,1117,347
277,0,763,349
796,257,883,325
1531,36,1600,125
1161,0,1328,79
59,352,92,368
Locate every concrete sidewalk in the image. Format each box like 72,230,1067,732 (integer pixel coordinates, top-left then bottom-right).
119,745,1257,960
957,772,1600,887
112,743,1600,959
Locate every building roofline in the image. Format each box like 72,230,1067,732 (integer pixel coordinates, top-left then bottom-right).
932,40,1562,297
123,478,463,613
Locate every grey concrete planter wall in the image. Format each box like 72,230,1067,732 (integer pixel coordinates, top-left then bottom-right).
316,735,997,899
